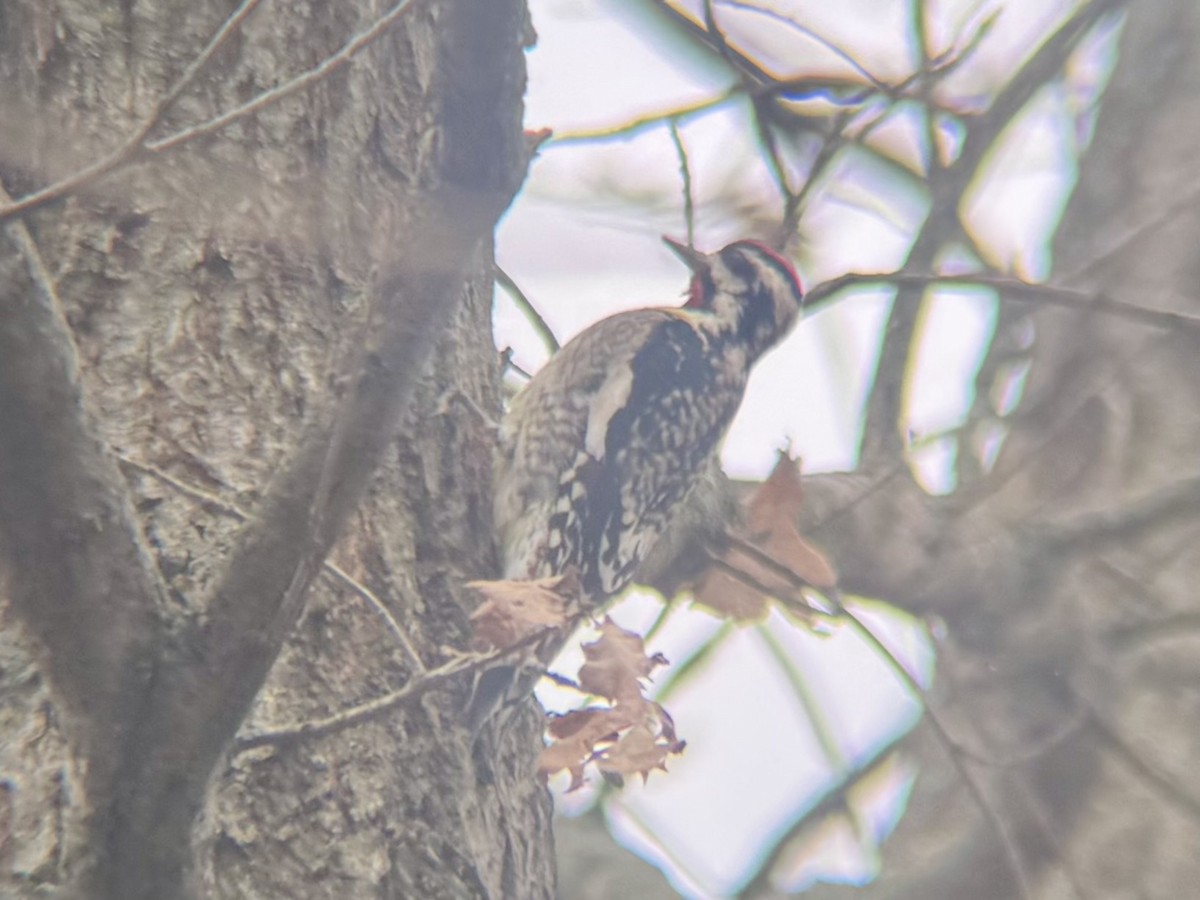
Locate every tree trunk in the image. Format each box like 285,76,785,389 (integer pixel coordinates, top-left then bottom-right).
0,0,552,897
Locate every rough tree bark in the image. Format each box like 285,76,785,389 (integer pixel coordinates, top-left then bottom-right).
0,1,552,898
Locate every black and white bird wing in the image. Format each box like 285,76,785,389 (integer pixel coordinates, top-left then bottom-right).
494,309,672,586
495,308,745,597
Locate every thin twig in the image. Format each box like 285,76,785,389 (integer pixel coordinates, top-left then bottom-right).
667,119,696,247
1009,773,1090,900
719,0,890,90
1090,709,1200,824
910,0,940,173
857,0,1126,465
649,620,737,704
707,524,1044,897
842,606,1035,900
788,113,846,227
324,562,427,672
755,624,844,768
157,0,266,115
737,730,910,898
1037,470,1200,551
701,0,737,67
722,533,836,602
0,0,264,224
701,0,799,246
116,455,246,516
554,0,997,154
145,0,420,156
750,102,800,246
235,651,484,751
0,0,427,225
499,346,534,381
235,616,580,752
552,90,741,145
703,553,824,623
1063,178,1200,285
117,454,427,670
494,265,560,354
805,271,1200,336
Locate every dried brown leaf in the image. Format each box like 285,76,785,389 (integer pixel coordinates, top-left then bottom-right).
595,725,673,782
745,453,837,587
691,566,771,620
595,702,686,784
540,699,685,790
692,452,837,620
467,572,579,649
761,527,839,590
578,618,667,703
539,705,638,792
745,449,808,534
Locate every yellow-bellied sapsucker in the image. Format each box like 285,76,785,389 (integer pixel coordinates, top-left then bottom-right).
470,237,805,731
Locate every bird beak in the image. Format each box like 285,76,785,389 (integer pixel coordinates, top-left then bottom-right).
662,236,710,274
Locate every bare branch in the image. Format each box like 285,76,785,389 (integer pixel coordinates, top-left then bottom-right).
234,654,475,752
755,624,844,767
738,732,910,899
788,114,847,224
718,0,892,91
0,0,264,224
699,0,736,69
859,0,1128,466
0,0,423,226
500,346,535,381
843,606,1035,900
233,617,571,752
667,119,697,247
1090,710,1200,825
92,0,533,891
324,563,427,672
118,454,427,671
748,101,801,248
0,184,166,802
145,0,420,156
806,271,1200,335
1063,178,1200,284
701,550,828,625
552,91,742,145
1037,470,1200,550
553,0,997,162
495,264,561,355
694,512,1076,898
1007,774,1090,900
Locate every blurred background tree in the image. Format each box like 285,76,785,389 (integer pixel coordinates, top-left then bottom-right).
499,1,1200,898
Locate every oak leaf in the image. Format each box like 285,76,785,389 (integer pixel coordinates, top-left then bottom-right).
578,618,668,703
693,452,837,621
466,572,578,650
539,706,636,792
745,452,837,589
539,700,684,791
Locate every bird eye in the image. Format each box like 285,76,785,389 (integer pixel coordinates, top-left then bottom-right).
722,250,758,284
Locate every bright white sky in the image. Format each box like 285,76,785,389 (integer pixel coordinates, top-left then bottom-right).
493,1,1119,894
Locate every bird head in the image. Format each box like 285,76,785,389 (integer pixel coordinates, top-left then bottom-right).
663,236,805,357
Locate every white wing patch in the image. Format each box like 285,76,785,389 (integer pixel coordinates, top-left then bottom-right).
584,362,635,461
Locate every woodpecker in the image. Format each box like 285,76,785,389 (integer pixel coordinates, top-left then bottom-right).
472,237,805,731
